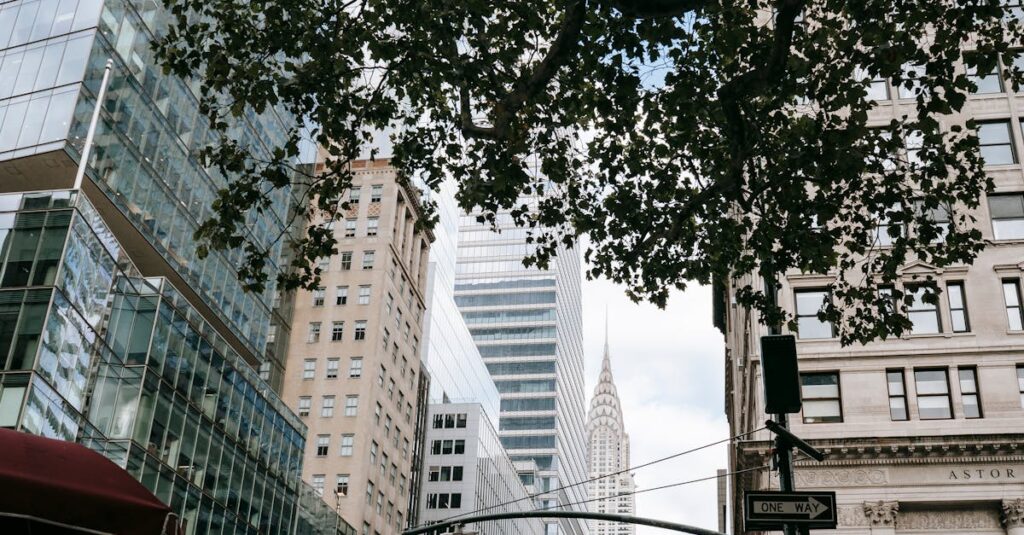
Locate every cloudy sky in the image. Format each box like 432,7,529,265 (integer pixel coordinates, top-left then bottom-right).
580,275,727,534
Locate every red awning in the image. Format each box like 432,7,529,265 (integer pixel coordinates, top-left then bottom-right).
0,428,176,535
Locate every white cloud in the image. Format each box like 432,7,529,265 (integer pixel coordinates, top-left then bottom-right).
582,275,728,534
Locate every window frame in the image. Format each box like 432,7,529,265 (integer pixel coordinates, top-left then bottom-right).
976,120,1018,166
957,366,983,419
906,284,943,335
989,192,1024,240
886,369,908,421
1004,279,1024,331
913,368,954,420
794,288,835,340
799,371,843,424
946,282,970,333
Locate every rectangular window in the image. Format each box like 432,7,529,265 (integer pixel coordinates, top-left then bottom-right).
374,402,382,426
856,66,889,101
355,320,367,340
312,287,325,307
303,359,316,379
326,358,340,379
312,475,325,496
965,53,1003,94
990,193,1024,240
366,482,374,506
371,185,383,202
316,435,329,457
349,187,362,203
298,396,311,417
345,219,357,237
897,63,925,99
795,289,834,339
887,370,908,421
340,434,354,456
945,282,970,333
380,453,388,477
977,120,1017,165
800,372,842,423
369,441,378,466
1005,280,1024,331
385,293,394,315
359,285,371,305
321,396,335,417
454,439,465,454
907,285,942,335
307,323,321,343
958,367,982,419
378,365,386,386
1018,365,1024,408
367,217,379,237
384,415,392,437
456,414,468,428
349,357,363,378
336,474,350,497
332,321,344,341
914,368,953,420
340,252,353,270
362,250,375,269
433,414,443,429
336,286,349,305
345,395,359,416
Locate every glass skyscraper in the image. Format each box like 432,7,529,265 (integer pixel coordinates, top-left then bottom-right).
454,209,589,535
0,0,346,532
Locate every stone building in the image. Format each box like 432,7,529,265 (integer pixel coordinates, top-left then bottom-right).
719,46,1024,535
283,158,432,535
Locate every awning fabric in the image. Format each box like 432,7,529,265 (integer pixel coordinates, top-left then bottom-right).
0,428,173,535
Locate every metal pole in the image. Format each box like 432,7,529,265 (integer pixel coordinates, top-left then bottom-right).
774,413,808,535
402,510,726,535
73,59,114,190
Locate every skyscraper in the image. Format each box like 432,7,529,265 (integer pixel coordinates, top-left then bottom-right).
0,1,348,532
586,326,635,535
455,210,589,535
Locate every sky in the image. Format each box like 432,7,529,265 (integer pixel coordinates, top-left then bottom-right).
580,274,728,535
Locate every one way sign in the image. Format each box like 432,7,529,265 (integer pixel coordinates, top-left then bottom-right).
744,491,838,530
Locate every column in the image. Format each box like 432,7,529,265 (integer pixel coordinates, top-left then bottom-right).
1004,499,1024,535
863,501,898,535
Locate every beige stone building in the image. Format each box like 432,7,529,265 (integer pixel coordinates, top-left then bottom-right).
283,158,432,535
720,56,1024,533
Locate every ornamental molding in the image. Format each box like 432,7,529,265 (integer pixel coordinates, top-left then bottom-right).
863,501,899,527
1003,498,1024,528
899,507,1001,530
737,435,1024,465
993,261,1024,274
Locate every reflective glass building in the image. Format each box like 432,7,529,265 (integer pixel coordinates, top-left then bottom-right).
455,207,589,535
0,0,348,532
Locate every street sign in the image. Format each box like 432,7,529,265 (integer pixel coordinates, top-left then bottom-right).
744,491,837,531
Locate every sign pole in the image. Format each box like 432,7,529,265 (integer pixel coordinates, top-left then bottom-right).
773,413,805,535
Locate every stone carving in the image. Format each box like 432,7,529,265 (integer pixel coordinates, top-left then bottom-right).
899,508,1000,530
795,468,887,487
837,505,869,527
1004,498,1024,528
863,501,899,526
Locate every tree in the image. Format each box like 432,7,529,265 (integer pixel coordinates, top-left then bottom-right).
155,0,1023,345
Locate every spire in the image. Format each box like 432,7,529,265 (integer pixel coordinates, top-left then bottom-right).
603,305,611,371
589,309,623,433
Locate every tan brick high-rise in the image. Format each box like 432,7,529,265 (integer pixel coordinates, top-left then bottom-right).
284,158,432,535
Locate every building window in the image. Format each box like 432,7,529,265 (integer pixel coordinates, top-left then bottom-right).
359,285,371,305
384,415,392,437
298,396,311,417
456,413,467,428
332,321,344,341
349,357,363,378
371,185,383,202
370,441,378,466
380,453,388,477
326,358,339,379
374,402,382,426
317,257,330,273
958,367,982,419
377,492,384,514
362,250,375,270
345,219,357,237
340,252,353,270
378,364,386,386
321,396,335,417
367,217,379,236
312,474,325,496
886,370,908,421
307,323,321,343
316,435,330,457
354,320,367,340
312,287,325,307
349,187,362,203
1017,365,1024,408
914,368,953,420
345,395,359,416
336,286,349,305
1005,280,1024,331
907,285,941,335
857,67,889,101
990,193,1024,240
340,434,354,456
800,372,842,423
387,379,395,399
946,282,970,333
795,289,833,339
303,359,316,380
336,474,350,497
366,482,374,506
977,120,1017,165
965,52,1003,94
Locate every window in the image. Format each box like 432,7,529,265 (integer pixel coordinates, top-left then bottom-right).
366,482,375,505
307,323,321,343
374,402,382,426
958,367,982,418
378,365,386,386
454,439,465,454
385,293,394,315
349,187,362,203
312,287,325,307
1005,280,1024,331
332,321,344,341
336,286,349,305
340,434,354,456
384,415,392,437
258,361,271,381
387,379,395,399
298,396,311,417
340,252,353,270
345,395,359,416
370,441,378,465
897,62,925,99
355,320,367,340
380,453,388,476
349,357,363,378
425,493,463,510
336,474,350,497
367,217,379,236
856,66,889,101
376,492,384,514
362,250,375,269
965,53,1003,94
886,370,908,421
946,282,970,333
317,257,331,273
977,121,1017,165
345,219,357,237
321,396,335,417
371,185,383,202
914,369,953,420
800,372,842,423
907,285,941,335
794,289,833,339
303,359,316,380
990,193,1024,240
359,285,371,305
326,358,340,379
316,435,330,456
312,475,325,496
1017,365,1024,408
433,414,443,429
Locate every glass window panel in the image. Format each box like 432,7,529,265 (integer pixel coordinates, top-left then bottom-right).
38,88,76,142
889,397,907,421
50,0,78,35
0,7,19,49
1005,281,1022,306
958,369,977,394
33,42,64,91
914,370,949,394
978,122,1017,165
17,95,50,148
12,1,41,47
801,400,841,423
0,386,26,426
886,372,905,395
951,311,968,333
13,46,44,96
917,396,952,419
962,394,981,418
30,0,59,41
0,52,25,98
71,0,103,32
56,35,91,85
990,194,1024,218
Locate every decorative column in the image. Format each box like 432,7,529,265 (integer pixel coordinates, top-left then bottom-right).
1003,499,1024,535
863,501,899,535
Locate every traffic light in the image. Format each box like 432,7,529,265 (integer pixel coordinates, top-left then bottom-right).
760,335,801,414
